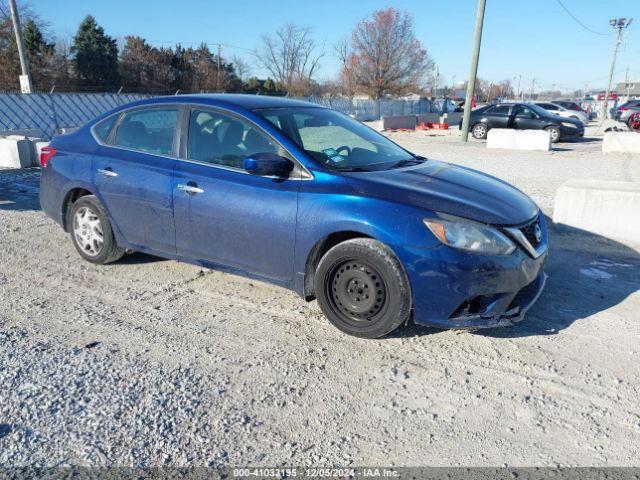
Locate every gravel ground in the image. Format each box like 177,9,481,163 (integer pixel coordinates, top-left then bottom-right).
1,129,640,468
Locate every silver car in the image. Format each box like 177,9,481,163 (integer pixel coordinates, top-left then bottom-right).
614,100,640,124
534,102,590,126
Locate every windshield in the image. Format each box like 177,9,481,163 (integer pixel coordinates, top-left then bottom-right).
254,107,422,171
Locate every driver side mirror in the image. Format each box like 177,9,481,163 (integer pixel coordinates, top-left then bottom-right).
243,152,293,177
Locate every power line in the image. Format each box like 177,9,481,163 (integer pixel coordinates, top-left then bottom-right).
554,0,613,36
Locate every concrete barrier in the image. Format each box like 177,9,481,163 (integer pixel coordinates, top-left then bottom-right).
603,132,640,153
32,141,50,166
382,115,416,130
0,136,34,168
553,180,640,242
486,129,551,151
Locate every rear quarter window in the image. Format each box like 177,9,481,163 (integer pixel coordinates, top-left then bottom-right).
93,114,118,142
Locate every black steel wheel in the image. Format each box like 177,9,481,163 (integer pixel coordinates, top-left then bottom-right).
315,238,411,338
326,260,387,326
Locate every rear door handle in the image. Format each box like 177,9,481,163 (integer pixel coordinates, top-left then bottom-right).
177,183,204,194
97,168,118,178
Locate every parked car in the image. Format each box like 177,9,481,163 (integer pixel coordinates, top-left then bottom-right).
612,99,640,124
40,95,548,338
534,102,589,125
465,102,584,142
554,100,584,112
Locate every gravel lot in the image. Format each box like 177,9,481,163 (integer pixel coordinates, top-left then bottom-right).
1,129,640,468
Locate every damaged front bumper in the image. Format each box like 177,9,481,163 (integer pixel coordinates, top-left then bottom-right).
444,272,547,329
396,238,548,330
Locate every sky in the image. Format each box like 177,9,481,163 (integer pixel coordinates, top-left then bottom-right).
32,0,640,93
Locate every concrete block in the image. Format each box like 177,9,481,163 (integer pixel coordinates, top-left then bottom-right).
553,180,640,242
487,129,516,149
487,129,550,151
514,130,551,151
32,141,50,166
382,115,416,130
603,132,640,153
0,137,34,168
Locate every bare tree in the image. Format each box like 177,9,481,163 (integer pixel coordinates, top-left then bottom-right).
254,24,324,95
338,8,434,99
231,54,251,82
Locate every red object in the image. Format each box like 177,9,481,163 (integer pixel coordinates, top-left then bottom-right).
471,96,477,108
40,146,57,167
629,112,640,131
618,106,629,111
597,91,618,101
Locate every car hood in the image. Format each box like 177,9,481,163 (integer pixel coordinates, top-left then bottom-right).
343,160,539,225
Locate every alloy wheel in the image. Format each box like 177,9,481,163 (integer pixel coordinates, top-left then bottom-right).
72,206,104,257
473,125,486,138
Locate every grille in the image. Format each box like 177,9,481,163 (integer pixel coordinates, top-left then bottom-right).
519,216,542,248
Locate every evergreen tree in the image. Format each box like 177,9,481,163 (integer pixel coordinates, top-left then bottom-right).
71,15,118,88
23,19,53,86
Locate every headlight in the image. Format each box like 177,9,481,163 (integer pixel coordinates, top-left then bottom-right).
424,215,516,255
561,121,577,128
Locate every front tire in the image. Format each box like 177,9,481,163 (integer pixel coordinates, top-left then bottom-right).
315,238,411,338
69,195,124,264
545,125,561,143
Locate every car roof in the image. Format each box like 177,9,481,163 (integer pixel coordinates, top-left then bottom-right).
131,93,323,111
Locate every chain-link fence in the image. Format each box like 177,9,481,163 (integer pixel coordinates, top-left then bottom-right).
0,92,441,139
0,93,152,139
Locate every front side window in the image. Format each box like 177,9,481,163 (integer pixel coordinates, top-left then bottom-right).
187,109,281,169
255,107,418,171
112,107,179,155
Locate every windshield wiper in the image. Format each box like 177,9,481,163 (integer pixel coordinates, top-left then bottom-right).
390,158,425,169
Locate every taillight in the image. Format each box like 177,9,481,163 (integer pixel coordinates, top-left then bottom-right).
618,106,628,111
40,146,57,167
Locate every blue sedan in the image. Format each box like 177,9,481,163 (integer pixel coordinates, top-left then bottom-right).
40,94,548,338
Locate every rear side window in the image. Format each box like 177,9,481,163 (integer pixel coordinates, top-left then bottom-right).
93,114,117,142
486,105,511,115
112,107,179,155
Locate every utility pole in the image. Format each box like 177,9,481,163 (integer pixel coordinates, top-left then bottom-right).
529,78,535,101
460,0,486,142
8,0,32,93
625,66,630,100
217,43,222,91
517,75,522,101
597,18,633,132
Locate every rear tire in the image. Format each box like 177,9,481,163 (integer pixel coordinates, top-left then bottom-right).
314,238,411,338
545,125,561,143
471,123,488,139
68,195,125,264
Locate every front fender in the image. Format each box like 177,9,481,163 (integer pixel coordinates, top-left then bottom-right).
294,175,441,296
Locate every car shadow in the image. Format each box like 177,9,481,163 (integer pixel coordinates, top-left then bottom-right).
392,217,640,340
0,168,41,212
117,252,168,265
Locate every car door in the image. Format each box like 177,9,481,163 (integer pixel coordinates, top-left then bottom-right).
92,106,180,254
173,107,301,282
512,105,542,130
485,104,512,128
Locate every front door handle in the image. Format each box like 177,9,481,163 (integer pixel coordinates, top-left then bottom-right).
97,168,118,178
177,183,204,194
